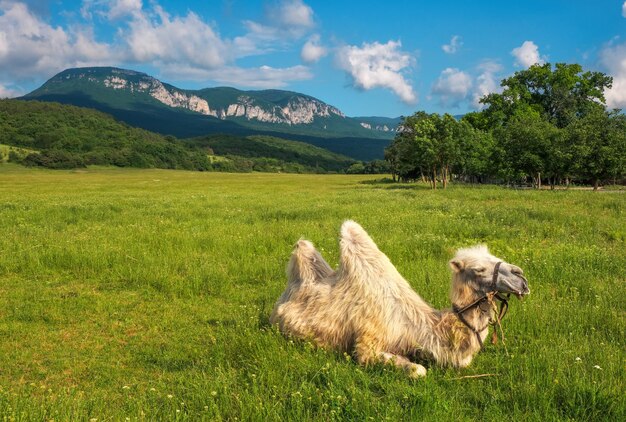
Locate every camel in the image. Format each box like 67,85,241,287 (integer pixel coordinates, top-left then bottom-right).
270,220,530,378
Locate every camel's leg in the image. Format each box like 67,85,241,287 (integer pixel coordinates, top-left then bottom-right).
379,352,427,378
355,341,427,378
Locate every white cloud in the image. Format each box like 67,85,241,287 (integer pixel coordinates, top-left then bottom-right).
235,0,315,57
600,41,626,109
0,1,114,79
442,35,462,54
431,67,472,107
80,0,142,20
301,34,326,63
122,6,229,69
336,40,416,104
272,0,314,30
511,40,545,68
242,1,314,38
207,65,313,88
108,0,142,20
622,1,626,18
162,64,313,88
472,61,502,108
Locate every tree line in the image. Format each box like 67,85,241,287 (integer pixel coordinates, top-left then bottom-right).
385,63,626,189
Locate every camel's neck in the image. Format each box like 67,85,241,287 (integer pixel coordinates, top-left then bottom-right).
452,288,494,339
409,290,493,368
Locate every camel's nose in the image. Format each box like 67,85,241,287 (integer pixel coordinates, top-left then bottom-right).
518,274,530,295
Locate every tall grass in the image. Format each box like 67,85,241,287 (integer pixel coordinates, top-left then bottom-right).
0,164,624,420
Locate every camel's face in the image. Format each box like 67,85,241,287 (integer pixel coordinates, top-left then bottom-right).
490,261,530,298
450,246,530,299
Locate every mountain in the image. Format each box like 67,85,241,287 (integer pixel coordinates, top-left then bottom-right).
23,67,397,160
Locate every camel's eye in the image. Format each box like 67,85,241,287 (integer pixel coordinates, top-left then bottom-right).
474,267,486,274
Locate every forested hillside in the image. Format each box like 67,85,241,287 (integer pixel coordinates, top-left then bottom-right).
0,100,354,173
189,135,354,173
0,99,211,170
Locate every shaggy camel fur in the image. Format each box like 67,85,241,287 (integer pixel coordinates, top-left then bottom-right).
270,221,529,378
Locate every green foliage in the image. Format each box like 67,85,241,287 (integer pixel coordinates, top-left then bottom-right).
0,144,34,163
389,63,626,188
493,106,562,183
0,99,211,171
386,112,486,187
22,150,86,169
566,109,626,187
190,134,355,173
346,160,390,174
0,167,623,420
481,63,612,128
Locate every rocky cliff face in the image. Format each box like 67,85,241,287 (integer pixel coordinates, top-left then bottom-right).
359,122,396,132
67,69,345,126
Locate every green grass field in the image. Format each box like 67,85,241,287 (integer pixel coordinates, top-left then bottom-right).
0,164,624,421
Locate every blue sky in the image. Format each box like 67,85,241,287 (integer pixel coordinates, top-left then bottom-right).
1,0,625,117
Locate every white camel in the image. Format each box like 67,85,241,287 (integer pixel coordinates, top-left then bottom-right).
270,220,530,377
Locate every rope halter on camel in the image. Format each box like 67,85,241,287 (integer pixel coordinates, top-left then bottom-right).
452,261,510,350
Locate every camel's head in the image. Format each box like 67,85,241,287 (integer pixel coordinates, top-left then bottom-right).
449,245,530,301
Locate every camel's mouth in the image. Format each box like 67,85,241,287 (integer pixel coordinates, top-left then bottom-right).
508,281,530,299
497,274,529,300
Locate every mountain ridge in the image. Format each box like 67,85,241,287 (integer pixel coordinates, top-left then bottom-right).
25,67,398,138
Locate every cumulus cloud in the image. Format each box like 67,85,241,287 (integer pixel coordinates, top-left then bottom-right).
0,1,114,80
122,6,229,69
159,64,312,88
511,40,545,68
431,68,472,107
600,41,626,109
187,65,313,88
238,0,315,52
301,34,326,63
472,61,503,108
80,0,142,20
623,1,626,18
336,40,416,104
272,0,314,30
108,0,142,20
442,35,462,54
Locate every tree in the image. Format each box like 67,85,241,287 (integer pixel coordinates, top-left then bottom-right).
385,112,433,183
385,112,465,189
494,106,561,188
567,109,626,189
346,162,366,174
481,63,612,128
453,121,495,183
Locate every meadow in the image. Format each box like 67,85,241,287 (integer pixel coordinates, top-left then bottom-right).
0,164,624,421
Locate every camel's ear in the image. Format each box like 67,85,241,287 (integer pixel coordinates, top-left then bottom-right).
449,258,465,273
